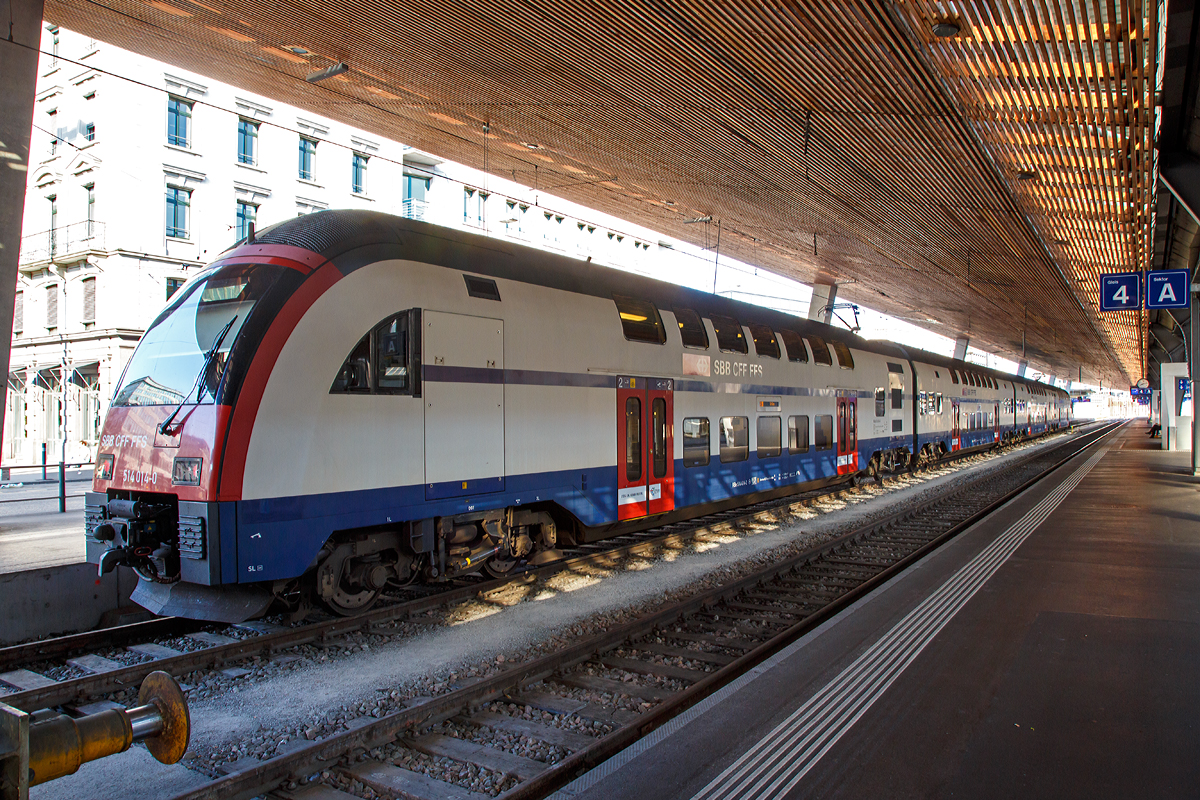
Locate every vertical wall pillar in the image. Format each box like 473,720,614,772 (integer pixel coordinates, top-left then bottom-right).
808,283,837,325
0,0,46,442
952,336,969,361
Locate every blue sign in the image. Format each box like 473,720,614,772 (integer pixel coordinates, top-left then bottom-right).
1100,273,1140,311
1130,386,1151,399
1178,378,1192,402
1146,270,1191,309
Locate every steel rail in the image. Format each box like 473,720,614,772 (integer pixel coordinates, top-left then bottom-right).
165,421,1119,800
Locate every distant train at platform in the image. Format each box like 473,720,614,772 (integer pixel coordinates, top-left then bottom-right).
83,211,1071,622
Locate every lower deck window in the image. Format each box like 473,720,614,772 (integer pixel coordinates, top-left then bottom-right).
788,415,809,453
683,417,710,466
815,414,833,451
757,416,781,458
719,416,749,462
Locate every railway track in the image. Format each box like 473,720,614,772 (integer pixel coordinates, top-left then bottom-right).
159,420,1119,800
0,428,1083,717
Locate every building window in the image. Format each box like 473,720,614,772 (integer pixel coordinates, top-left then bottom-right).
236,201,257,240
167,97,192,147
13,292,23,334
298,137,316,180
237,118,258,165
84,122,95,141
166,277,185,300
46,284,58,329
464,188,487,226
81,277,96,323
502,201,527,236
351,153,367,194
49,26,59,67
48,109,57,155
165,186,190,238
84,184,95,237
404,173,430,202
84,90,95,100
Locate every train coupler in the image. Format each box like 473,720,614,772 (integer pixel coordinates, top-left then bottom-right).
0,671,190,799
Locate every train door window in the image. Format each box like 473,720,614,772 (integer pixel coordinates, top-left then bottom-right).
719,416,749,462
848,403,857,448
674,307,709,349
875,388,885,417
919,391,927,415
757,416,782,458
682,417,710,466
831,341,854,369
625,397,642,481
805,335,832,365
814,414,833,450
613,295,666,344
788,415,809,453
652,398,667,478
709,314,748,353
891,385,903,409
748,323,780,359
937,393,943,413
951,370,959,384
838,403,847,449
778,329,808,362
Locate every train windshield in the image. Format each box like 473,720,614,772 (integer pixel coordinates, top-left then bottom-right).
113,264,282,406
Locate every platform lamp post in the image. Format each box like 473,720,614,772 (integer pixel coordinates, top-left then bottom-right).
1191,277,1199,476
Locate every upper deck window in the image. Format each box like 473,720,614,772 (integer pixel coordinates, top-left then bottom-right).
778,330,808,362
613,295,666,344
673,308,709,349
747,323,780,359
806,335,832,366
831,341,854,369
708,314,748,353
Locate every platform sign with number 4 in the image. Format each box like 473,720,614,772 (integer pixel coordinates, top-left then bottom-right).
1100,273,1141,311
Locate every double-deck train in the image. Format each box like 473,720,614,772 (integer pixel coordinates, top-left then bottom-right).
84,211,1070,622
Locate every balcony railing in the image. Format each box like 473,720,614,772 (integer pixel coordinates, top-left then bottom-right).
400,198,428,222
19,221,105,266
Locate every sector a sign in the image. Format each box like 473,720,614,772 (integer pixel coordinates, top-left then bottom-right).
1146,269,1191,309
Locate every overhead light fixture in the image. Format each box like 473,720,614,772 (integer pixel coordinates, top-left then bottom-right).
931,20,961,37
1017,169,1038,181
306,62,349,83
287,46,310,55
684,216,712,223
522,142,542,150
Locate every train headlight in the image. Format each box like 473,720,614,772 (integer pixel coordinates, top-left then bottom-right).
172,458,202,486
98,453,114,481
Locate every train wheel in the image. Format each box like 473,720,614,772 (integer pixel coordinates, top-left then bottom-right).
324,582,381,616
484,554,521,578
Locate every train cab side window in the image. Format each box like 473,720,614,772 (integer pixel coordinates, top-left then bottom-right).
331,332,371,393
709,314,748,353
683,417,710,466
875,388,885,417
613,295,666,344
805,335,832,366
674,307,709,349
748,324,780,359
757,416,782,458
814,414,833,450
331,309,422,396
831,341,854,369
788,415,809,453
719,416,749,462
778,329,808,362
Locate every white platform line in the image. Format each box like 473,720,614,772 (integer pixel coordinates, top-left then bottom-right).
690,446,1107,800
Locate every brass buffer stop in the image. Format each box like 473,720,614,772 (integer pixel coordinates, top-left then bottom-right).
0,670,190,799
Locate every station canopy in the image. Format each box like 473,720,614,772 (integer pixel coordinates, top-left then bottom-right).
45,0,1160,386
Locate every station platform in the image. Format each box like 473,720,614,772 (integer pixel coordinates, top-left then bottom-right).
559,423,1199,800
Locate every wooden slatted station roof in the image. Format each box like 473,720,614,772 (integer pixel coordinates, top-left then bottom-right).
44,0,1159,384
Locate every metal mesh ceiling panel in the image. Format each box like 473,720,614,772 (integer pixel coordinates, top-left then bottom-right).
41,0,1159,384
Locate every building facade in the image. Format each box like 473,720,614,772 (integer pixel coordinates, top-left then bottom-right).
11,25,700,466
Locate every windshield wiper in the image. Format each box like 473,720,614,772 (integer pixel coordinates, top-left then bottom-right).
160,315,238,435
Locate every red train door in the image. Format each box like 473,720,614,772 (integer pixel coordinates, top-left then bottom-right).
951,401,961,451
993,403,1000,442
616,377,675,521
836,397,858,475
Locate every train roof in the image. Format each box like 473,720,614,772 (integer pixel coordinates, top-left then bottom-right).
241,210,1065,398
